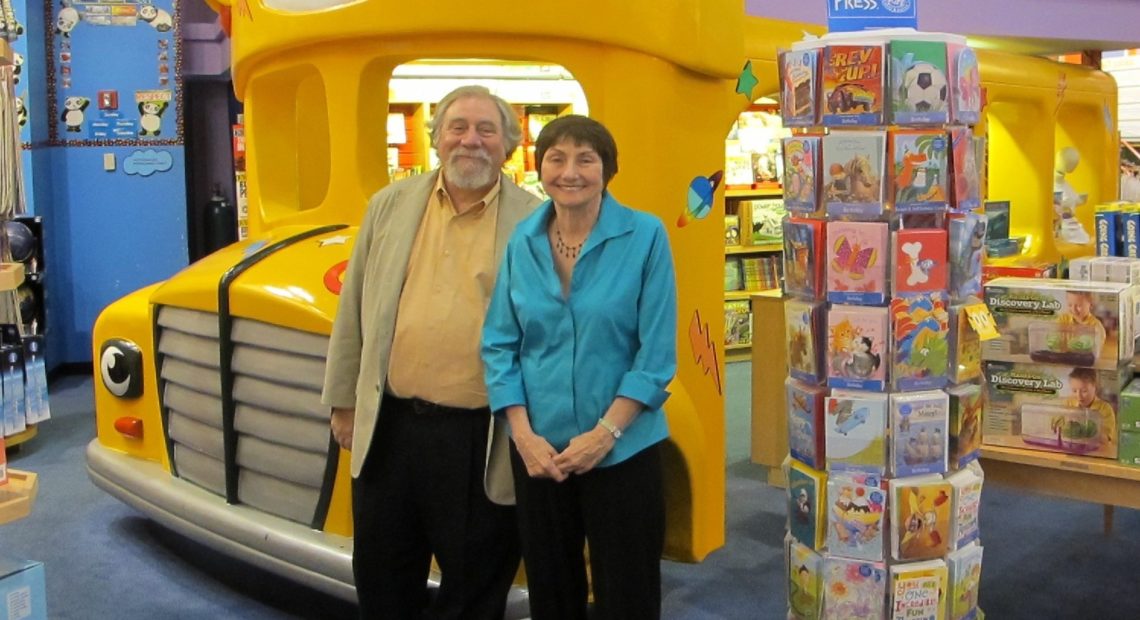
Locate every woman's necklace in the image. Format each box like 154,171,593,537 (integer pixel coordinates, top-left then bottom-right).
554,228,584,259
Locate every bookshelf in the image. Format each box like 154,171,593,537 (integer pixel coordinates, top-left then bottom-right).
723,187,784,363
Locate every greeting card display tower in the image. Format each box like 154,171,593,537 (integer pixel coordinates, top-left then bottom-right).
780,29,987,620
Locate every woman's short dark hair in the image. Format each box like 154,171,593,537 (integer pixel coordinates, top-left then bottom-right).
535,115,619,187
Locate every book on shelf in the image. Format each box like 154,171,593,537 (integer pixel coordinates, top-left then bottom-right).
749,198,787,245
724,300,752,346
889,473,952,562
725,257,743,292
889,558,948,620
725,214,742,247
741,255,782,291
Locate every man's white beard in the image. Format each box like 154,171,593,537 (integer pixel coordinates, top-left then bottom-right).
444,149,497,190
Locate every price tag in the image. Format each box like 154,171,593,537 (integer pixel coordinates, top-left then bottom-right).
964,303,1000,341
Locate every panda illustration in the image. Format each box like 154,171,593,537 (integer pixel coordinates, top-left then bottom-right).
61,96,89,133
15,96,26,128
55,6,79,37
138,5,173,32
139,100,169,137
12,53,21,86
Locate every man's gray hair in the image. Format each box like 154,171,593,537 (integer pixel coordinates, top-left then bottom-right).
429,85,522,158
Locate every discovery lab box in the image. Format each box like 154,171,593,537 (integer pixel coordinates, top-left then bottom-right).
983,278,1138,370
983,360,1128,459
0,557,46,620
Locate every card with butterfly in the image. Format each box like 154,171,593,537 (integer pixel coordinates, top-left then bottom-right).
827,220,889,305
893,228,948,295
785,299,826,385
783,217,825,300
827,304,889,392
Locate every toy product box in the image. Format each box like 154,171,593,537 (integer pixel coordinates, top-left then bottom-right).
1118,379,1140,431
779,48,819,127
1095,208,1119,256
783,217,825,299
1089,257,1140,284
948,213,987,303
826,220,888,305
890,292,950,391
889,39,950,126
1118,430,1140,467
893,228,948,295
827,305,889,391
787,378,827,469
982,360,1129,459
0,558,46,620
1069,256,1093,280
782,136,821,213
785,299,825,384
982,278,1137,370
821,44,886,127
981,262,1057,284
890,129,948,213
822,130,887,218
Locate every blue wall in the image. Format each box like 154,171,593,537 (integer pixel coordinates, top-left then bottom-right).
16,0,190,367
46,146,187,363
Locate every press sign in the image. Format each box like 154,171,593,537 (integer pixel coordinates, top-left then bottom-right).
827,0,918,32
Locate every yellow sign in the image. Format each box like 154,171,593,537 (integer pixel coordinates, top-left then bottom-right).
964,303,1000,341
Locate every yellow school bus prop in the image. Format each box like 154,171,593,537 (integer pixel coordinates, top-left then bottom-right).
86,0,815,602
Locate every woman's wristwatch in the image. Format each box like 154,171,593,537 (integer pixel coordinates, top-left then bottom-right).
597,418,622,439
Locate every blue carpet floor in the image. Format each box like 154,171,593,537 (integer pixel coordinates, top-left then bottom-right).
4,366,1140,618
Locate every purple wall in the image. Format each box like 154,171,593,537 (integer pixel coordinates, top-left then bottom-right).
746,0,1140,44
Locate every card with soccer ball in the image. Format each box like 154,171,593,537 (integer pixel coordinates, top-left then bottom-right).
890,40,950,126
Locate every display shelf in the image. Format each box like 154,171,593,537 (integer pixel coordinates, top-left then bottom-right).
725,187,783,199
4,425,36,448
981,445,1140,506
749,290,788,483
725,243,782,255
725,343,752,363
724,289,778,300
0,470,38,525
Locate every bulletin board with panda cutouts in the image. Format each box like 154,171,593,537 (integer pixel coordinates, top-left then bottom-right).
49,0,180,146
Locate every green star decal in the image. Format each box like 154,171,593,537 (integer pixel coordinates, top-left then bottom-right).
736,60,758,99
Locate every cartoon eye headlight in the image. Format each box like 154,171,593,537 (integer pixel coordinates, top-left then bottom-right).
100,339,143,398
